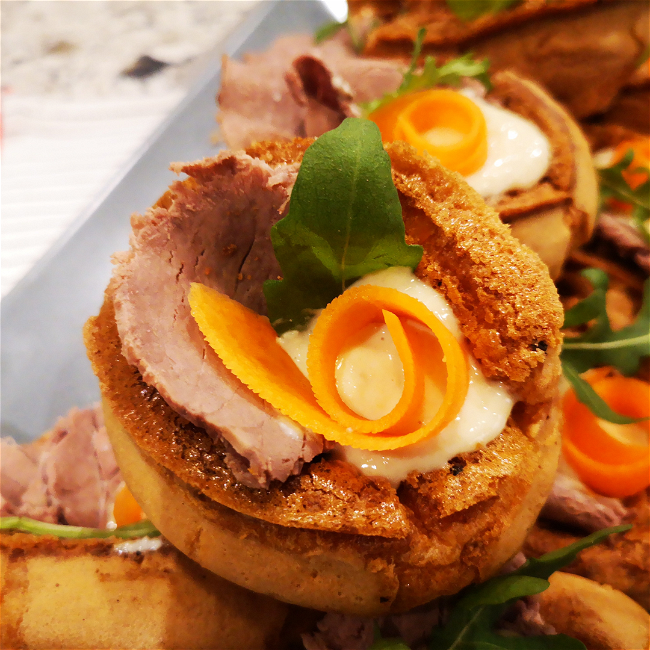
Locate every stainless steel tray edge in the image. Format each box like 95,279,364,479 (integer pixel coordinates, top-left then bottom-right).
1,0,335,442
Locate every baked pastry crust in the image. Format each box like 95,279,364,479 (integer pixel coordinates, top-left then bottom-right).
85,140,563,614
0,532,287,649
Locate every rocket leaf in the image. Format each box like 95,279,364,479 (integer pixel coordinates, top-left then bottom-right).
561,268,650,376
560,268,649,423
314,19,347,44
562,360,644,425
0,516,160,539
362,29,491,115
263,118,422,334
598,149,650,243
428,524,630,650
446,0,521,22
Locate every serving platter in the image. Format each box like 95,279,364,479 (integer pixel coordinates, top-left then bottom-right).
1,0,336,443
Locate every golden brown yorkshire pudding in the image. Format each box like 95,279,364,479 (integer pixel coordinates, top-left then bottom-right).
349,0,649,120
0,532,288,649
85,138,563,615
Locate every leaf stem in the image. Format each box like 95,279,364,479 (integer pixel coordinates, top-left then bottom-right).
0,516,160,539
563,335,649,351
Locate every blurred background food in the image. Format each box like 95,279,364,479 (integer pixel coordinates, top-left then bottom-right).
348,0,649,129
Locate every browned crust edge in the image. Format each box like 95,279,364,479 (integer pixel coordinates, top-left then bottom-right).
101,392,561,614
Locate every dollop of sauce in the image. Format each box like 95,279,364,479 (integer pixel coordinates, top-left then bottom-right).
336,322,405,420
279,267,515,485
461,88,551,198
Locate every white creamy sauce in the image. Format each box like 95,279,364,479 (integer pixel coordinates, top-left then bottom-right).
114,536,163,554
336,355,514,486
278,267,515,485
460,88,551,198
335,322,404,420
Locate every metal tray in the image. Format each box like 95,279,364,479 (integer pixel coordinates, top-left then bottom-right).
1,0,336,443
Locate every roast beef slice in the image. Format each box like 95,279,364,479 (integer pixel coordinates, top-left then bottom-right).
112,151,323,488
218,32,403,149
1,406,120,528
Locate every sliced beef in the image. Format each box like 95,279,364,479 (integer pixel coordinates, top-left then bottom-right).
0,438,39,512
499,596,557,637
540,461,628,533
218,34,313,150
218,32,403,149
302,613,374,650
0,406,120,527
112,151,324,488
596,212,650,274
302,586,553,649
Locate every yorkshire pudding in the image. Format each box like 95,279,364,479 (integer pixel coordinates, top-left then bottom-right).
86,138,563,615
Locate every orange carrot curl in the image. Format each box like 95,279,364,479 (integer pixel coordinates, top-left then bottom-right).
563,368,650,498
189,283,469,451
368,89,488,176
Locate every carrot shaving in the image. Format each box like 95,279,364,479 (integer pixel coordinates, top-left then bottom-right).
307,285,469,448
301,301,422,435
189,283,469,451
368,89,488,176
188,283,347,439
113,485,144,527
563,370,650,498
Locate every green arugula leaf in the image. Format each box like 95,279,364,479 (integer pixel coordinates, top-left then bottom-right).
362,29,491,115
599,149,650,243
446,0,521,22
314,19,347,45
561,269,650,376
263,118,423,334
515,524,631,580
370,624,412,650
562,360,644,425
562,268,607,328
428,524,630,650
0,516,160,539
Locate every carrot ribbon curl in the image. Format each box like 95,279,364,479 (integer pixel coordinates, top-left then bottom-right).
563,369,650,498
368,89,488,176
189,283,469,451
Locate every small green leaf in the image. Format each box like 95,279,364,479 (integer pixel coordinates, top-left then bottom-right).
560,270,650,376
562,361,646,424
361,29,491,115
370,624,412,650
263,118,422,333
0,516,161,539
456,576,549,611
446,0,521,22
314,19,347,44
428,525,627,650
516,524,631,580
598,148,650,242
562,268,608,328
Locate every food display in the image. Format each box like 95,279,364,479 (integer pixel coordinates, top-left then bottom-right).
2,1,649,648
85,121,566,614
